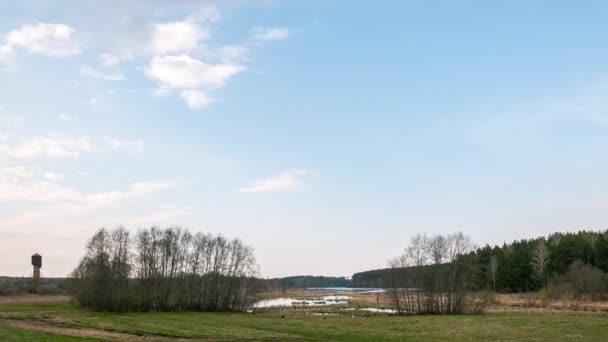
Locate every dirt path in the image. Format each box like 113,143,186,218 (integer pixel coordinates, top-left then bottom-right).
0,295,71,304
0,318,192,341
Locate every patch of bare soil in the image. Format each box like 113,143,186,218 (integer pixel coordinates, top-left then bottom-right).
0,295,71,304
0,317,191,341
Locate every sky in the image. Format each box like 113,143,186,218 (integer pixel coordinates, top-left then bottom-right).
2,0,608,278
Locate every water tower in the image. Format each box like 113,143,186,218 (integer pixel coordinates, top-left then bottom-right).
31,253,42,288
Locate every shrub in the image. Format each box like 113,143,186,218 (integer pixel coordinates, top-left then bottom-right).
37,285,61,295
549,260,606,300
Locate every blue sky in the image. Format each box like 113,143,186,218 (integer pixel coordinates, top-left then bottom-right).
2,0,608,277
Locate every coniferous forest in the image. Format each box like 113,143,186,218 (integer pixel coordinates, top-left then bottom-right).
353,230,608,296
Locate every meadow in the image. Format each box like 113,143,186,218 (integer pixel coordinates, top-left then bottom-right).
1,297,608,341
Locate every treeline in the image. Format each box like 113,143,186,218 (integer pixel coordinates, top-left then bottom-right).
70,226,259,312
475,230,608,293
385,232,488,314
354,230,608,297
352,270,385,288
265,276,352,290
0,277,68,296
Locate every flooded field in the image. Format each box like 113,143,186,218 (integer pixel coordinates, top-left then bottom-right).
252,288,396,314
306,287,386,293
253,295,350,308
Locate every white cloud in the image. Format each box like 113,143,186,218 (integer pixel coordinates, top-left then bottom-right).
0,44,12,65
0,164,175,211
218,45,249,62
250,26,290,41
148,87,171,97
98,52,120,66
0,176,174,209
88,97,101,111
180,89,214,110
104,136,144,152
0,181,79,202
145,54,245,89
195,5,221,23
151,20,209,54
238,169,313,193
0,166,34,183
130,204,193,225
80,64,125,81
128,181,175,195
58,113,77,122
0,133,92,159
43,171,64,182
0,23,81,63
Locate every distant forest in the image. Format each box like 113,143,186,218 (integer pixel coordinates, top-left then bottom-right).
353,230,608,293
265,276,352,289
0,277,68,296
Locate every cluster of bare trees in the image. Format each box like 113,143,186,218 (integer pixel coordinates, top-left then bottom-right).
71,227,258,312
386,232,488,314
548,260,607,300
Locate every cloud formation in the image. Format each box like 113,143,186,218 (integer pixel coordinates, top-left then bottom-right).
145,54,245,89
180,89,214,110
0,23,81,64
151,20,209,54
0,133,92,159
239,169,313,193
0,170,174,210
104,136,144,152
145,54,244,110
250,27,290,41
58,113,77,122
80,65,125,81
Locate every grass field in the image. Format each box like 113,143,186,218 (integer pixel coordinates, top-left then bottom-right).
1,300,608,341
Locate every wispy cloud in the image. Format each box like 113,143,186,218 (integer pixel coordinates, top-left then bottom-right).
0,133,92,159
43,171,64,182
104,136,144,153
98,52,121,66
58,113,77,122
180,89,214,110
0,167,175,209
130,204,193,225
80,64,125,81
238,169,313,193
467,77,608,156
250,26,290,41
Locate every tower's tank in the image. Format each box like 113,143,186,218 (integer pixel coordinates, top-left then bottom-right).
32,254,42,268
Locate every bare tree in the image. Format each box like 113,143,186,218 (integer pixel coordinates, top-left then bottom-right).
386,232,487,314
489,255,497,292
531,241,550,289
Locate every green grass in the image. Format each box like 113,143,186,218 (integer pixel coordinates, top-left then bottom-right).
1,302,608,341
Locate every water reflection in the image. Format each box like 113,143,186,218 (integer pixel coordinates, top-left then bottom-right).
253,295,351,308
